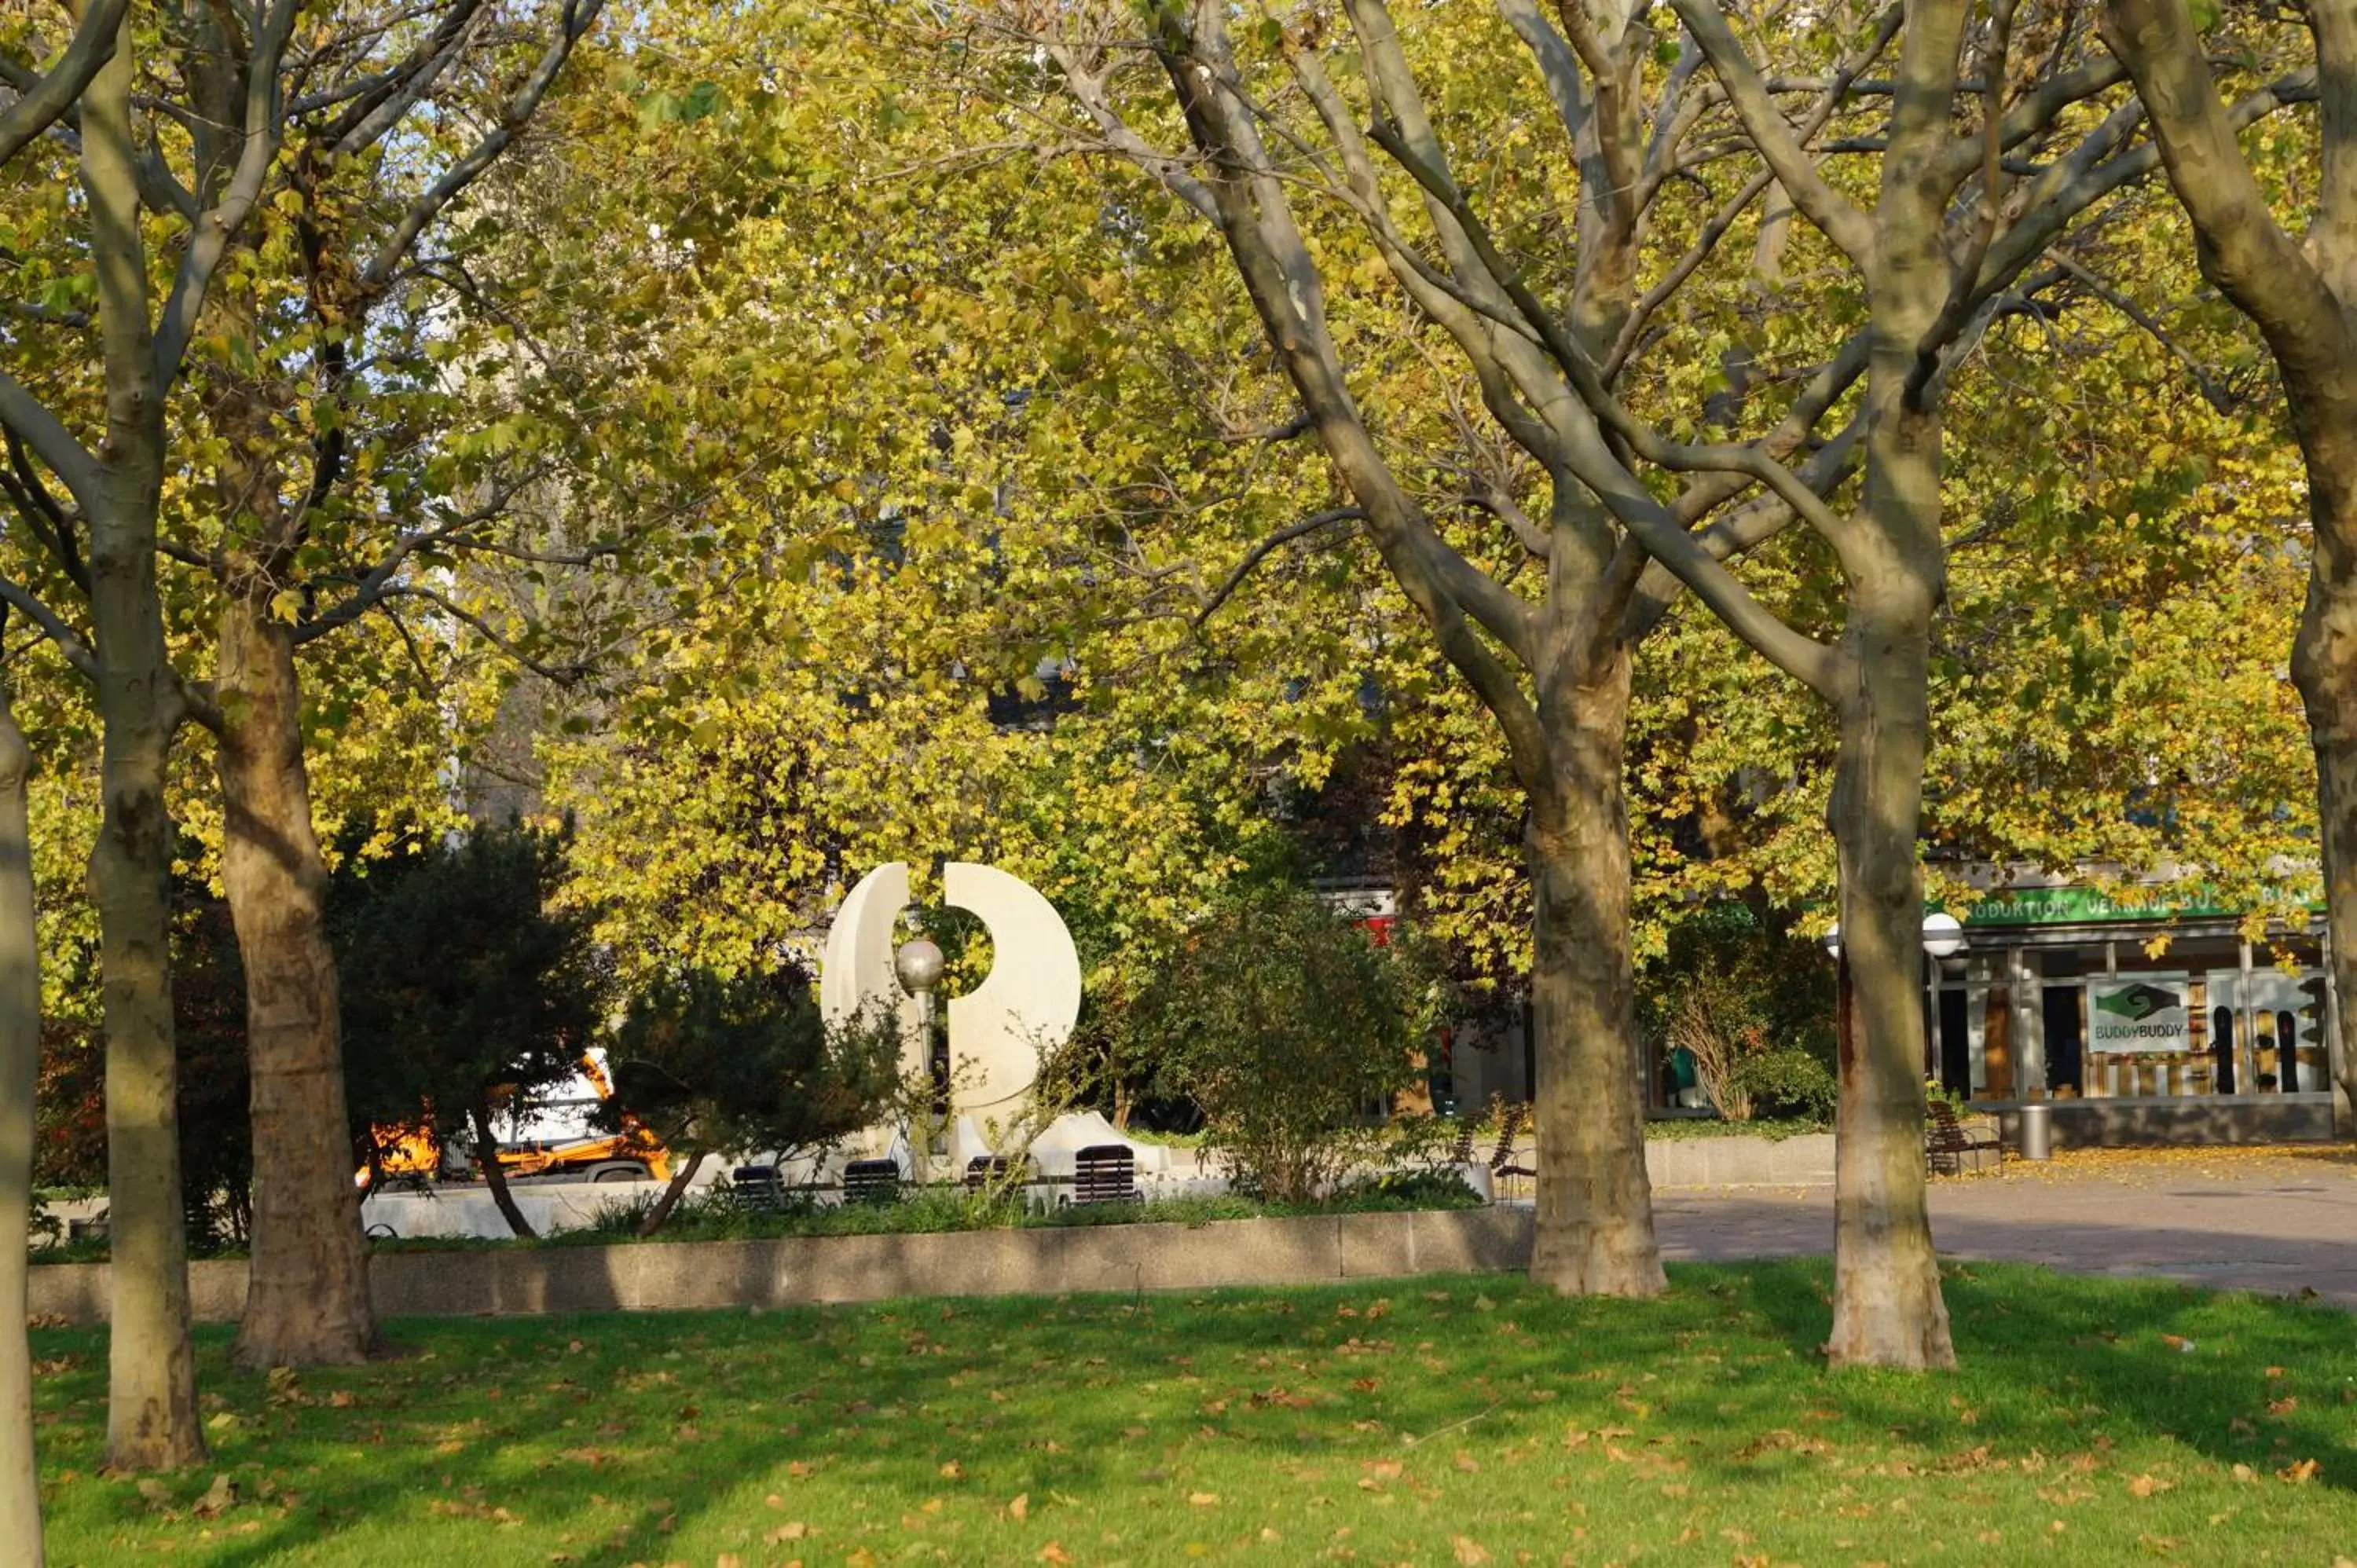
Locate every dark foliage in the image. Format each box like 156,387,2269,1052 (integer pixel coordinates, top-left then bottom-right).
603,967,902,1174
35,877,255,1251
333,820,611,1168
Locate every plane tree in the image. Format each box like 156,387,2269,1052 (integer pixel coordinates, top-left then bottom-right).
0,0,607,1461
2098,0,2357,1132
973,0,2289,1360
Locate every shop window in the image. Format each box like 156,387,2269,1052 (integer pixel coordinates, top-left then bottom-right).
2088,939,2244,1098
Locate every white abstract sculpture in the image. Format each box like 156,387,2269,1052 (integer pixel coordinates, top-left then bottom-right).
816,861,924,1046
819,861,1083,1114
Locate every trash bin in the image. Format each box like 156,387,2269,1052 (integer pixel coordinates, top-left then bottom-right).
2016,1102,2053,1162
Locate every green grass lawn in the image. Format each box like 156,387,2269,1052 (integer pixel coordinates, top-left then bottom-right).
28,1261,2357,1566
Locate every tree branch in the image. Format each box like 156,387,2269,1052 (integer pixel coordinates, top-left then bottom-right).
2049,253,2238,412
0,576,94,683
0,367,100,513
0,0,128,169
2093,2,2347,383
375,583,583,686
1668,0,1886,266
2,427,88,593
152,0,303,388
1193,506,1365,626
358,0,608,291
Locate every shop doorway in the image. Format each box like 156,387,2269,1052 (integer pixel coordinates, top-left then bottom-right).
1938,987,1970,1098
2043,985,2084,1095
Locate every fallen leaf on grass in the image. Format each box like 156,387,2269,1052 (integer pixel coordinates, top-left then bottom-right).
1187,1492,1219,1507
940,1460,964,1480
1038,1543,1071,1565
1451,1535,1492,1566
762,1522,807,1544
2277,1459,2320,1484
192,1475,236,1519
2128,1475,2172,1498
1453,1451,1479,1474
1007,1493,1028,1521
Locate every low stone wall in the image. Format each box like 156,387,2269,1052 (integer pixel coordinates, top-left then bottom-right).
27,1206,1537,1327
1992,1097,2336,1149
1644,1132,1836,1188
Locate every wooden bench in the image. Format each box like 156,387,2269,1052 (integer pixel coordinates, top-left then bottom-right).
1926,1101,2000,1176
1069,1145,1142,1207
842,1158,903,1205
1489,1101,1535,1199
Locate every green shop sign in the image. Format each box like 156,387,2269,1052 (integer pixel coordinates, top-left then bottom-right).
1961,886,2229,927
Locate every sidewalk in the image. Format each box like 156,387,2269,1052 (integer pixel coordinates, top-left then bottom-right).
1653,1145,2357,1306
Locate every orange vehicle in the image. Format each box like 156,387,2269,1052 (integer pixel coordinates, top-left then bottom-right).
356,1053,672,1189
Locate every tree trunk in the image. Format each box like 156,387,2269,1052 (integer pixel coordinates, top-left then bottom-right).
1811,0,1963,1371
1525,649,1665,1296
636,1150,706,1237
2291,482,2357,1138
0,694,48,1565
90,636,203,1467
1824,592,1954,1370
219,594,377,1368
80,8,203,1474
468,1097,536,1240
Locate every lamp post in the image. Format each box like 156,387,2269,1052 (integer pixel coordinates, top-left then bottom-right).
896,937,947,1154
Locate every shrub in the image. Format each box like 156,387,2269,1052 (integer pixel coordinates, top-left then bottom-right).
1730,1048,1838,1123
604,972,905,1233
335,820,613,1227
1640,903,1837,1118
1336,1168,1484,1210
1129,886,1434,1204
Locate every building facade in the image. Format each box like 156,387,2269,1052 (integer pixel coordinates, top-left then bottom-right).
1934,877,2348,1144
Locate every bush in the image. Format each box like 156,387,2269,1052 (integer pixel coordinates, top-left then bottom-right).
335,821,611,1186
1640,903,1837,1119
35,877,255,1255
1129,886,1435,1204
1336,1168,1485,1210
603,973,905,1233
1730,1048,1838,1123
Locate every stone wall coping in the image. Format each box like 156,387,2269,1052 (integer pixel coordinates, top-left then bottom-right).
28,1205,1538,1327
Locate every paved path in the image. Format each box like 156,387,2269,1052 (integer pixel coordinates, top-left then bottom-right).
1650,1146,2357,1306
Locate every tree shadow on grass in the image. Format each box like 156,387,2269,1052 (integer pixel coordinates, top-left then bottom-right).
1724,1254,2357,1496
29,1258,2357,1566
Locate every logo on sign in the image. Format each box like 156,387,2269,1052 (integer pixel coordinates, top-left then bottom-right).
2088,975,2190,1053
2094,982,2179,1024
